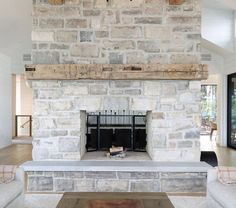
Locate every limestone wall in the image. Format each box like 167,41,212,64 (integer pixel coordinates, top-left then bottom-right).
32,80,201,161
32,0,201,65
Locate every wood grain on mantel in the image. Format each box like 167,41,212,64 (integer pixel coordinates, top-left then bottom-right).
25,64,208,80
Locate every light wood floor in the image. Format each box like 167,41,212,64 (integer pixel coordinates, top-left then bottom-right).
0,138,236,166
0,144,32,166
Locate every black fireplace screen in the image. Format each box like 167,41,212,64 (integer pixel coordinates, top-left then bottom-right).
86,111,147,152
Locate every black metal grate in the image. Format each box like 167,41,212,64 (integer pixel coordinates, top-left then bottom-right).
86,111,147,152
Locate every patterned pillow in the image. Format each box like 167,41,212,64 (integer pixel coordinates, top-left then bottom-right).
0,165,17,184
218,166,236,185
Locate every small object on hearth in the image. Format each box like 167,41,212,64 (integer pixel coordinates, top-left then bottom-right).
106,146,126,158
109,146,123,155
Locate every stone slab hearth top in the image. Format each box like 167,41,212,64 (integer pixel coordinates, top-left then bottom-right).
21,161,211,172
25,64,208,80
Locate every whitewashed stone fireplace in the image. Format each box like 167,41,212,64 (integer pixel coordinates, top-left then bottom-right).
22,0,211,193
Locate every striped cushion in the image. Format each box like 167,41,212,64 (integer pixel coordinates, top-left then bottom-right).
218,166,236,185
0,165,17,184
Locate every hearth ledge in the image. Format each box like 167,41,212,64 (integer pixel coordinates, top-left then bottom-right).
21,161,211,172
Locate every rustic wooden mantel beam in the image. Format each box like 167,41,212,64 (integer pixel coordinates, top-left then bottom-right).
25,64,208,81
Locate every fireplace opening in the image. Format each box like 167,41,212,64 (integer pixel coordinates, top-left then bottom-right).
86,111,147,152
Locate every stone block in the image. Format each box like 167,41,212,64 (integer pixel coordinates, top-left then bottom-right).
33,130,50,138
161,178,206,192
110,81,141,88
85,171,117,179
71,44,99,57
58,137,79,152
170,54,201,64
145,26,171,40
38,43,48,49
39,19,64,29
76,97,101,111
56,117,80,129
152,112,165,119
64,172,84,178
32,31,54,42
152,149,182,161
55,31,77,42
137,41,160,53
161,172,205,179
111,26,142,38
117,172,159,179
103,97,129,110
178,140,193,148
32,51,60,64
152,134,167,148
134,17,162,24
189,81,201,91
168,132,183,140
122,9,142,15
147,54,169,64
179,92,195,103
184,130,200,139
40,118,56,129
64,86,89,96
65,19,87,28
112,0,143,8
80,31,94,42
51,130,68,137
144,7,163,15
83,10,101,16
74,179,96,191
96,180,129,192
90,85,107,95
64,7,80,16
34,101,50,116
124,89,141,95
51,100,74,111
167,16,201,24
109,53,123,64
95,31,109,38
161,83,176,96
94,0,108,8
130,181,160,192
28,176,53,191
103,40,135,50
144,82,161,96
130,97,156,111
54,179,74,192
109,89,123,95
126,52,145,64
50,44,69,50
70,130,80,136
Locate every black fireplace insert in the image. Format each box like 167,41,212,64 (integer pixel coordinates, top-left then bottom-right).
86,111,147,152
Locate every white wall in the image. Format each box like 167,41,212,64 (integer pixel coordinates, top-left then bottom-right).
0,53,12,148
0,0,32,74
202,8,234,52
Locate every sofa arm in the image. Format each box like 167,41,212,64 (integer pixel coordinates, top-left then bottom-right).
15,168,24,183
207,167,218,184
